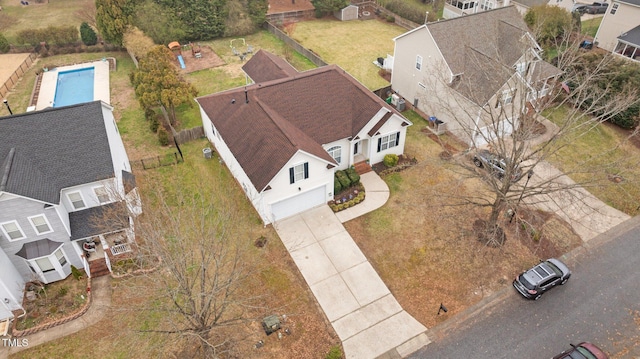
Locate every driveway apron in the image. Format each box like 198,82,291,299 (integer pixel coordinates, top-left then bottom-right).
274,173,429,359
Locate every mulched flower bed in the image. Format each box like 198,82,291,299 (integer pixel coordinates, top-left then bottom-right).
372,155,418,175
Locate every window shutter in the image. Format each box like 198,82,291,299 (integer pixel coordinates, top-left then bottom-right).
304,162,309,179
395,132,400,146
377,138,382,152
289,167,294,184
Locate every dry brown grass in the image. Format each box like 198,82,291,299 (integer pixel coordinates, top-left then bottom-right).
344,118,583,329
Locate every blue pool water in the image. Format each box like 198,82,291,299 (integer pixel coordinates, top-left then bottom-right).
53,67,95,108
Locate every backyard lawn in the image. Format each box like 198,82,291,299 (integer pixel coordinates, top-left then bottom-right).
288,18,406,90
0,0,95,43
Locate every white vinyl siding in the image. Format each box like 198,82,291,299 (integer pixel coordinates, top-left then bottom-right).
1,221,26,241
28,215,53,235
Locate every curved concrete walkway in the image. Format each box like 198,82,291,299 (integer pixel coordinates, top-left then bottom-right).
2,276,111,358
274,172,429,359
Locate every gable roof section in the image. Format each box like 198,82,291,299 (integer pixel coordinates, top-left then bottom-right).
512,0,549,8
197,63,401,191
242,49,299,83
0,101,115,203
426,6,533,105
618,25,640,46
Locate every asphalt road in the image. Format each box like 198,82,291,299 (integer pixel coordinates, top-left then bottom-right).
409,217,640,359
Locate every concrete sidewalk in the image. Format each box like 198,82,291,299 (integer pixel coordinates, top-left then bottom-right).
274,173,429,359
2,276,111,358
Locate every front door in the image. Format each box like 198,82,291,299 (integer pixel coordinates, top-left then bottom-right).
353,141,361,155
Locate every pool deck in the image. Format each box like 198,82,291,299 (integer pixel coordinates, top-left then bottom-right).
36,60,110,110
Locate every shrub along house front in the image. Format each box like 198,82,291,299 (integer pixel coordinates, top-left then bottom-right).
196,50,411,225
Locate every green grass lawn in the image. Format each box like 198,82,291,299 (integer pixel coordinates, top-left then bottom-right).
581,17,603,38
543,106,640,215
0,0,95,43
289,19,406,90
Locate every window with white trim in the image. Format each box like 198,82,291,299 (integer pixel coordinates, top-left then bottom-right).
1,221,25,241
56,248,67,267
29,215,52,235
68,192,86,210
289,162,309,184
377,132,400,152
416,55,422,71
515,62,527,75
479,0,493,10
35,257,55,273
497,89,515,107
94,186,110,204
327,146,341,164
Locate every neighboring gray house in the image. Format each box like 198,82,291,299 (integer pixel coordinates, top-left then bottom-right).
0,101,141,329
390,7,562,147
594,0,640,62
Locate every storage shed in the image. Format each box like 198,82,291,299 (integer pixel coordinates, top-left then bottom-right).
335,5,359,21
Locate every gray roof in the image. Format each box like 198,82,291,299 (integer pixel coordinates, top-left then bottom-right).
15,238,63,259
0,101,115,204
512,0,549,8
618,0,640,6
618,24,640,46
69,201,130,240
426,6,535,105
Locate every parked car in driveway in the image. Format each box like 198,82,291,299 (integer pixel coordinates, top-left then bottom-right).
571,3,589,14
472,150,524,182
585,2,608,14
513,258,571,300
553,342,609,359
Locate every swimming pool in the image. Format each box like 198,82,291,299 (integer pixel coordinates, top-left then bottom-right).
35,60,110,111
53,68,95,108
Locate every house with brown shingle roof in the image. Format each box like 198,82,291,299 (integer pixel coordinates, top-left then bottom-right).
196,51,411,224
391,6,561,147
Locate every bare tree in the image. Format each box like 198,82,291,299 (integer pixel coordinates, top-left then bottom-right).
130,182,264,357
415,25,639,246
75,1,98,29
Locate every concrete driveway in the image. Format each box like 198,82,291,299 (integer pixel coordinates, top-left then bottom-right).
274,173,429,359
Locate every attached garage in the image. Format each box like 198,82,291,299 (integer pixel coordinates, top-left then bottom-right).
474,119,515,147
270,185,327,221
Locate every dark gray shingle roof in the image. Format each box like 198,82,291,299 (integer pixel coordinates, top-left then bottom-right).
618,24,640,47
69,201,130,240
0,101,115,203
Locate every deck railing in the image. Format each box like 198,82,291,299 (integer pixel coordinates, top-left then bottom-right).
110,243,133,256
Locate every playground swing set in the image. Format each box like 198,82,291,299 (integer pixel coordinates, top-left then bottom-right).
168,41,203,69
230,38,254,61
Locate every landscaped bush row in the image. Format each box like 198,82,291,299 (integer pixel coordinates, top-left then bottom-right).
17,26,79,46
329,190,365,212
333,168,360,194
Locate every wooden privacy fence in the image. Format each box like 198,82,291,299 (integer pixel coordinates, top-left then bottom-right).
1,53,37,99
264,22,328,67
172,126,204,145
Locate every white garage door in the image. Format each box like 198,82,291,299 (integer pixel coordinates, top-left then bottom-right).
474,119,514,147
271,185,326,221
